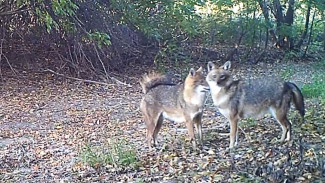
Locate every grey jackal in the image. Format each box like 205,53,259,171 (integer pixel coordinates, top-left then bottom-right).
206,61,305,148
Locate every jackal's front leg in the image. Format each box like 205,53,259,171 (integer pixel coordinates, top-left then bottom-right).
193,113,203,145
229,118,239,148
186,121,196,148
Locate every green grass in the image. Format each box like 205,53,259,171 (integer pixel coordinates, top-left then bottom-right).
79,139,138,169
302,60,325,100
240,118,256,128
302,75,325,99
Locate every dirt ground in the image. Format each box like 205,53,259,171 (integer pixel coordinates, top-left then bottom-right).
1,60,324,182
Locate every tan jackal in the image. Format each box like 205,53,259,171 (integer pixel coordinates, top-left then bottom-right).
140,67,210,148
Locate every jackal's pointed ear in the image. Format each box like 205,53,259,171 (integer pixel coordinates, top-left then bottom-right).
221,61,231,70
197,66,203,73
189,68,196,76
207,62,215,72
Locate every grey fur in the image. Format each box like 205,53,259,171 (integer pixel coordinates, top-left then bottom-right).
206,61,305,148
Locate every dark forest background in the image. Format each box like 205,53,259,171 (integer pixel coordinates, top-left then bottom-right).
1,0,325,81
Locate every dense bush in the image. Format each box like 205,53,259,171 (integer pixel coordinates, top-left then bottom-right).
0,0,324,79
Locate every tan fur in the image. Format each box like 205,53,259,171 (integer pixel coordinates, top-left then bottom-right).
140,72,169,94
206,61,305,148
139,67,209,149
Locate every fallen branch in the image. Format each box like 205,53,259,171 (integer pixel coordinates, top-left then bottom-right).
43,69,132,87
110,76,132,87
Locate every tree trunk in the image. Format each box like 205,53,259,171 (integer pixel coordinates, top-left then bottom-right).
323,21,325,50
284,0,295,49
258,0,275,48
265,29,269,49
273,0,284,27
252,9,256,46
272,0,285,48
272,0,295,50
296,2,311,49
303,10,316,57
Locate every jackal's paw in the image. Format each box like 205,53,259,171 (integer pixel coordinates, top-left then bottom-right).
229,144,235,149
229,141,238,149
278,137,292,144
285,134,291,141
279,136,286,142
192,142,197,150
224,146,236,154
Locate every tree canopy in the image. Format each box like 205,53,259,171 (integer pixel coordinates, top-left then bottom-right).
0,0,324,78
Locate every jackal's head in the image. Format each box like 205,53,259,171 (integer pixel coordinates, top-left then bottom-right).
206,61,233,88
184,67,210,93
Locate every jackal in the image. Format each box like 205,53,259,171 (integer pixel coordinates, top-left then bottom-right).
206,61,305,148
140,67,210,148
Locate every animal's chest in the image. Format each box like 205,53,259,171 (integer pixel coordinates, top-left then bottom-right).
212,94,229,108
218,108,231,119
190,92,207,106
210,85,229,108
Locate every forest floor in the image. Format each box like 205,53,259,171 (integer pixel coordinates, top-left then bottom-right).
0,60,325,182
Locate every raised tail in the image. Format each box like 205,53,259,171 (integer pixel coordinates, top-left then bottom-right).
139,72,174,94
286,82,305,117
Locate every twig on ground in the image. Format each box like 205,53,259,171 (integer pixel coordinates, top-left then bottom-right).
238,126,248,140
43,69,132,87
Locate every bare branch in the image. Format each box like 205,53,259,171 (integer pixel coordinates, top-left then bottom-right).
43,69,132,87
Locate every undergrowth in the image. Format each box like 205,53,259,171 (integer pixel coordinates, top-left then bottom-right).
302,60,325,101
79,138,138,169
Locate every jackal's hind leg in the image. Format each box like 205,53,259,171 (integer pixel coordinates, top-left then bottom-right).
153,114,164,147
144,112,159,148
146,121,155,148
277,117,291,142
270,107,291,142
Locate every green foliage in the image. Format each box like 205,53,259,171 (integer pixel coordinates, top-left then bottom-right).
86,31,111,48
283,51,299,62
111,0,203,41
278,23,298,38
302,73,325,100
3,0,325,70
52,0,78,16
302,60,325,100
79,139,138,169
35,8,57,33
240,118,256,128
33,0,79,33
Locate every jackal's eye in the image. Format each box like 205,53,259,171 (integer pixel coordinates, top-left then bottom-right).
220,75,226,80
212,75,217,79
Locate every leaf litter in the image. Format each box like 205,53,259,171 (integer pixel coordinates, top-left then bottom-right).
0,61,324,182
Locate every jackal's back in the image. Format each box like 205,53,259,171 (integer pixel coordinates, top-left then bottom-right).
242,77,286,106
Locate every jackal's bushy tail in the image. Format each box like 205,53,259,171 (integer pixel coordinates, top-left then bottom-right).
286,82,305,117
140,72,173,94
